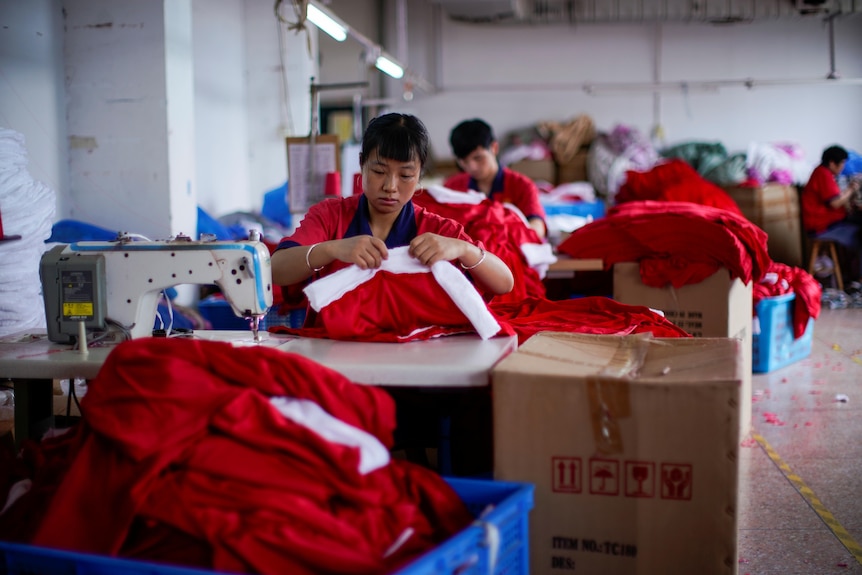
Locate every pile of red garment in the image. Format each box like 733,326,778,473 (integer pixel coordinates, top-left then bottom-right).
269,254,689,345
557,200,772,289
0,338,473,575
616,159,744,216
754,261,822,339
489,296,690,344
411,191,547,303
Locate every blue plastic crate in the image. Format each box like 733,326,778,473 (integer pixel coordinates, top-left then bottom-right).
197,295,251,330
541,200,605,219
0,479,532,575
752,292,815,373
0,541,221,575
394,478,534,575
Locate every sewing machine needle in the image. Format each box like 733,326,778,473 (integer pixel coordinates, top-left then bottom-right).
251,315,261,343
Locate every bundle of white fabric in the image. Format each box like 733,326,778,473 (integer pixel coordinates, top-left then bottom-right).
0,128,56,336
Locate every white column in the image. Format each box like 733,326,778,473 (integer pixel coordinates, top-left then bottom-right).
64,0,195,240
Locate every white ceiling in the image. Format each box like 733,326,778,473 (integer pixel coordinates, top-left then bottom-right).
429,0,862,24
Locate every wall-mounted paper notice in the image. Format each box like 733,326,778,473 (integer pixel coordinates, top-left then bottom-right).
286,134,340,213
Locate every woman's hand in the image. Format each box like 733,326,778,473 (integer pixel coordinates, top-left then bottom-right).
408,233,514,295
408,233,470,266
330,235,389,270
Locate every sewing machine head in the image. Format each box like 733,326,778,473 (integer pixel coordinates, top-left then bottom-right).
40,233,273,343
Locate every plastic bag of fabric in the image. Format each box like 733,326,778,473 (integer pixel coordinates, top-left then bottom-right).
703,152,749,186
661,141,728,178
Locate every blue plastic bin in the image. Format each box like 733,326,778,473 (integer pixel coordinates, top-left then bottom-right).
0,542,222,575
393,478,534,575
197,295,251,330
0,479,533,575
752,293,815,373
541,200,605,219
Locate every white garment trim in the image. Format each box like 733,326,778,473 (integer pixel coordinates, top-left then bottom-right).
304,246,501,340
429,255,501,340
0,479,32,516
520,242,557,280
269,397,390,475
521,242,557,268
425,184,486,205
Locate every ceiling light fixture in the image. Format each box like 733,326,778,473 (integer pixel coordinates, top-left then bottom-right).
306,2,347,42
374,53,404,79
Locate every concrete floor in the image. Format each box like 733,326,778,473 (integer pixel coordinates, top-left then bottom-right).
739,307,862,574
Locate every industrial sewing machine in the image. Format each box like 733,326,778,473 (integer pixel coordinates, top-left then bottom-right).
40,233,273,343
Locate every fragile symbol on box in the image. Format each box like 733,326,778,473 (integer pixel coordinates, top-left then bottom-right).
624,461,656,498
552,456,582,493
589,458,619,496
660,463,693,500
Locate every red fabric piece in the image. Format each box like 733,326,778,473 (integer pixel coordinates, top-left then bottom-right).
616,159,744,216
557,200,771,288
801,165,846,234
443,168,547,221
753,262,822,339
271,262,686,344
490,296,691,345
3,339,472,575
291,268,506,343
412,191,546,303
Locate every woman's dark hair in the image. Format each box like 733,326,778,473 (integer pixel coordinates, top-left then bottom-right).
359,113,429,174
449,118,495,159
822,145,849,166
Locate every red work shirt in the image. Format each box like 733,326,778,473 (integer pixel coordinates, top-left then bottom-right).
444,167,547,223
277,195,474,271
802,164,846,235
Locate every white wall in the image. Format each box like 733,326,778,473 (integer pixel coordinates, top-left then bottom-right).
193,0,248,217
357,1,862,169
3,0,860,231
0,0,69,217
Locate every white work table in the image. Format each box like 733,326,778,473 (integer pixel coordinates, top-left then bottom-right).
0,329,517,444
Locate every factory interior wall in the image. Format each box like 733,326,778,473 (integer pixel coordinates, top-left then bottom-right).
381,0,862,168
1,0,861,226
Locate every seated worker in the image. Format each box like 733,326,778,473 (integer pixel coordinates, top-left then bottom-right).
271,113,513,476
444,118,548,239
801,145,862,277
271,112,514,308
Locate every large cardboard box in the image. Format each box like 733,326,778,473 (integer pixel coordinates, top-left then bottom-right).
509,158,556,184
723,183,803,267
493,332,741,575
612,262,753,438
555,148,589,184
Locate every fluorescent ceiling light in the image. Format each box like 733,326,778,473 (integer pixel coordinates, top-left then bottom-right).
307,2,347,42
375,54,404,79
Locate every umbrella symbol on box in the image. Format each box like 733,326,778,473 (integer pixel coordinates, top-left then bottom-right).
589,459,619,495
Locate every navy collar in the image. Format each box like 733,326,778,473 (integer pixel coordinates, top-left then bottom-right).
346,194,418,247
469,167,505,197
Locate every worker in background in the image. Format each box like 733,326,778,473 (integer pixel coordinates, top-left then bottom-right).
801,144,862,281
444,118,548,239
271,112,514,302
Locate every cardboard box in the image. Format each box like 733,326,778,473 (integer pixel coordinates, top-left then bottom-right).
722,183,803,267
493,332,741,575
555,148,589,184
509,159,556,184
612,262,753,438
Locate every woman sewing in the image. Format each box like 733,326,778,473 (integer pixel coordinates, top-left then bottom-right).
271,113,514,303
